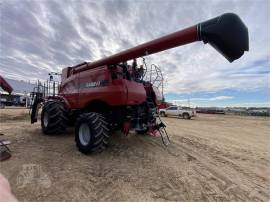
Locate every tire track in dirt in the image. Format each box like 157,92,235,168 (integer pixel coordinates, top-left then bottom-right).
169,137,270,201
132,136,237,201
174,135,270,184
2,110,270,202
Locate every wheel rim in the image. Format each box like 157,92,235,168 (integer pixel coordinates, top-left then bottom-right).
79,123,91,146
43,111,49,127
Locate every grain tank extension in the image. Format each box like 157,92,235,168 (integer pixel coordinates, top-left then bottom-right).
31,13,249,154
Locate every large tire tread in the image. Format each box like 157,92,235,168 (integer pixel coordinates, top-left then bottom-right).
75,112,110,154
41,101,68,134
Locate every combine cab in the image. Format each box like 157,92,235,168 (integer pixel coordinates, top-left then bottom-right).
31,13,249,154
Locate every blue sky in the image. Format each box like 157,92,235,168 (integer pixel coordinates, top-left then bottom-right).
0,0,269,107
165,88,270,107
165,57,270,107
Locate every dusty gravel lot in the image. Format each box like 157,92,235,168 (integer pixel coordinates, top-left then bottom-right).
0,108,269,201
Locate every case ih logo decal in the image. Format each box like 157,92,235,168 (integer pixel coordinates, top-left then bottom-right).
83,80,108,88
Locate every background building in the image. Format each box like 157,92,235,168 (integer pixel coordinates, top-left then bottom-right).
0,77,36,107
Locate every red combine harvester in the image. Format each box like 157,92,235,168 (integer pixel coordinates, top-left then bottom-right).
31,13,249,154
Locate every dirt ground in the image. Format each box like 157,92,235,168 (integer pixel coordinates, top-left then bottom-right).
0,107,269,202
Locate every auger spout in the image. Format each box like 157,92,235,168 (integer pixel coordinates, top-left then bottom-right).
73,13,248,72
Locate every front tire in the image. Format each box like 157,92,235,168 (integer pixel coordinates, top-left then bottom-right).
41,101,68,134
75,112,110,154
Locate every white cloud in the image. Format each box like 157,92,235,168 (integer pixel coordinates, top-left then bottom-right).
0,0,269,94
167,96,235,107
169,95,233,102
210,96,234,101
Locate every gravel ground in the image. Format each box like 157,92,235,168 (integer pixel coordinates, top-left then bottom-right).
0,108,269,201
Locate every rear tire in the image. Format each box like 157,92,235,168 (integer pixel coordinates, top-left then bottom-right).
75,112,110,154
183,113,190,120
160,111,166,117
41,101,68,134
